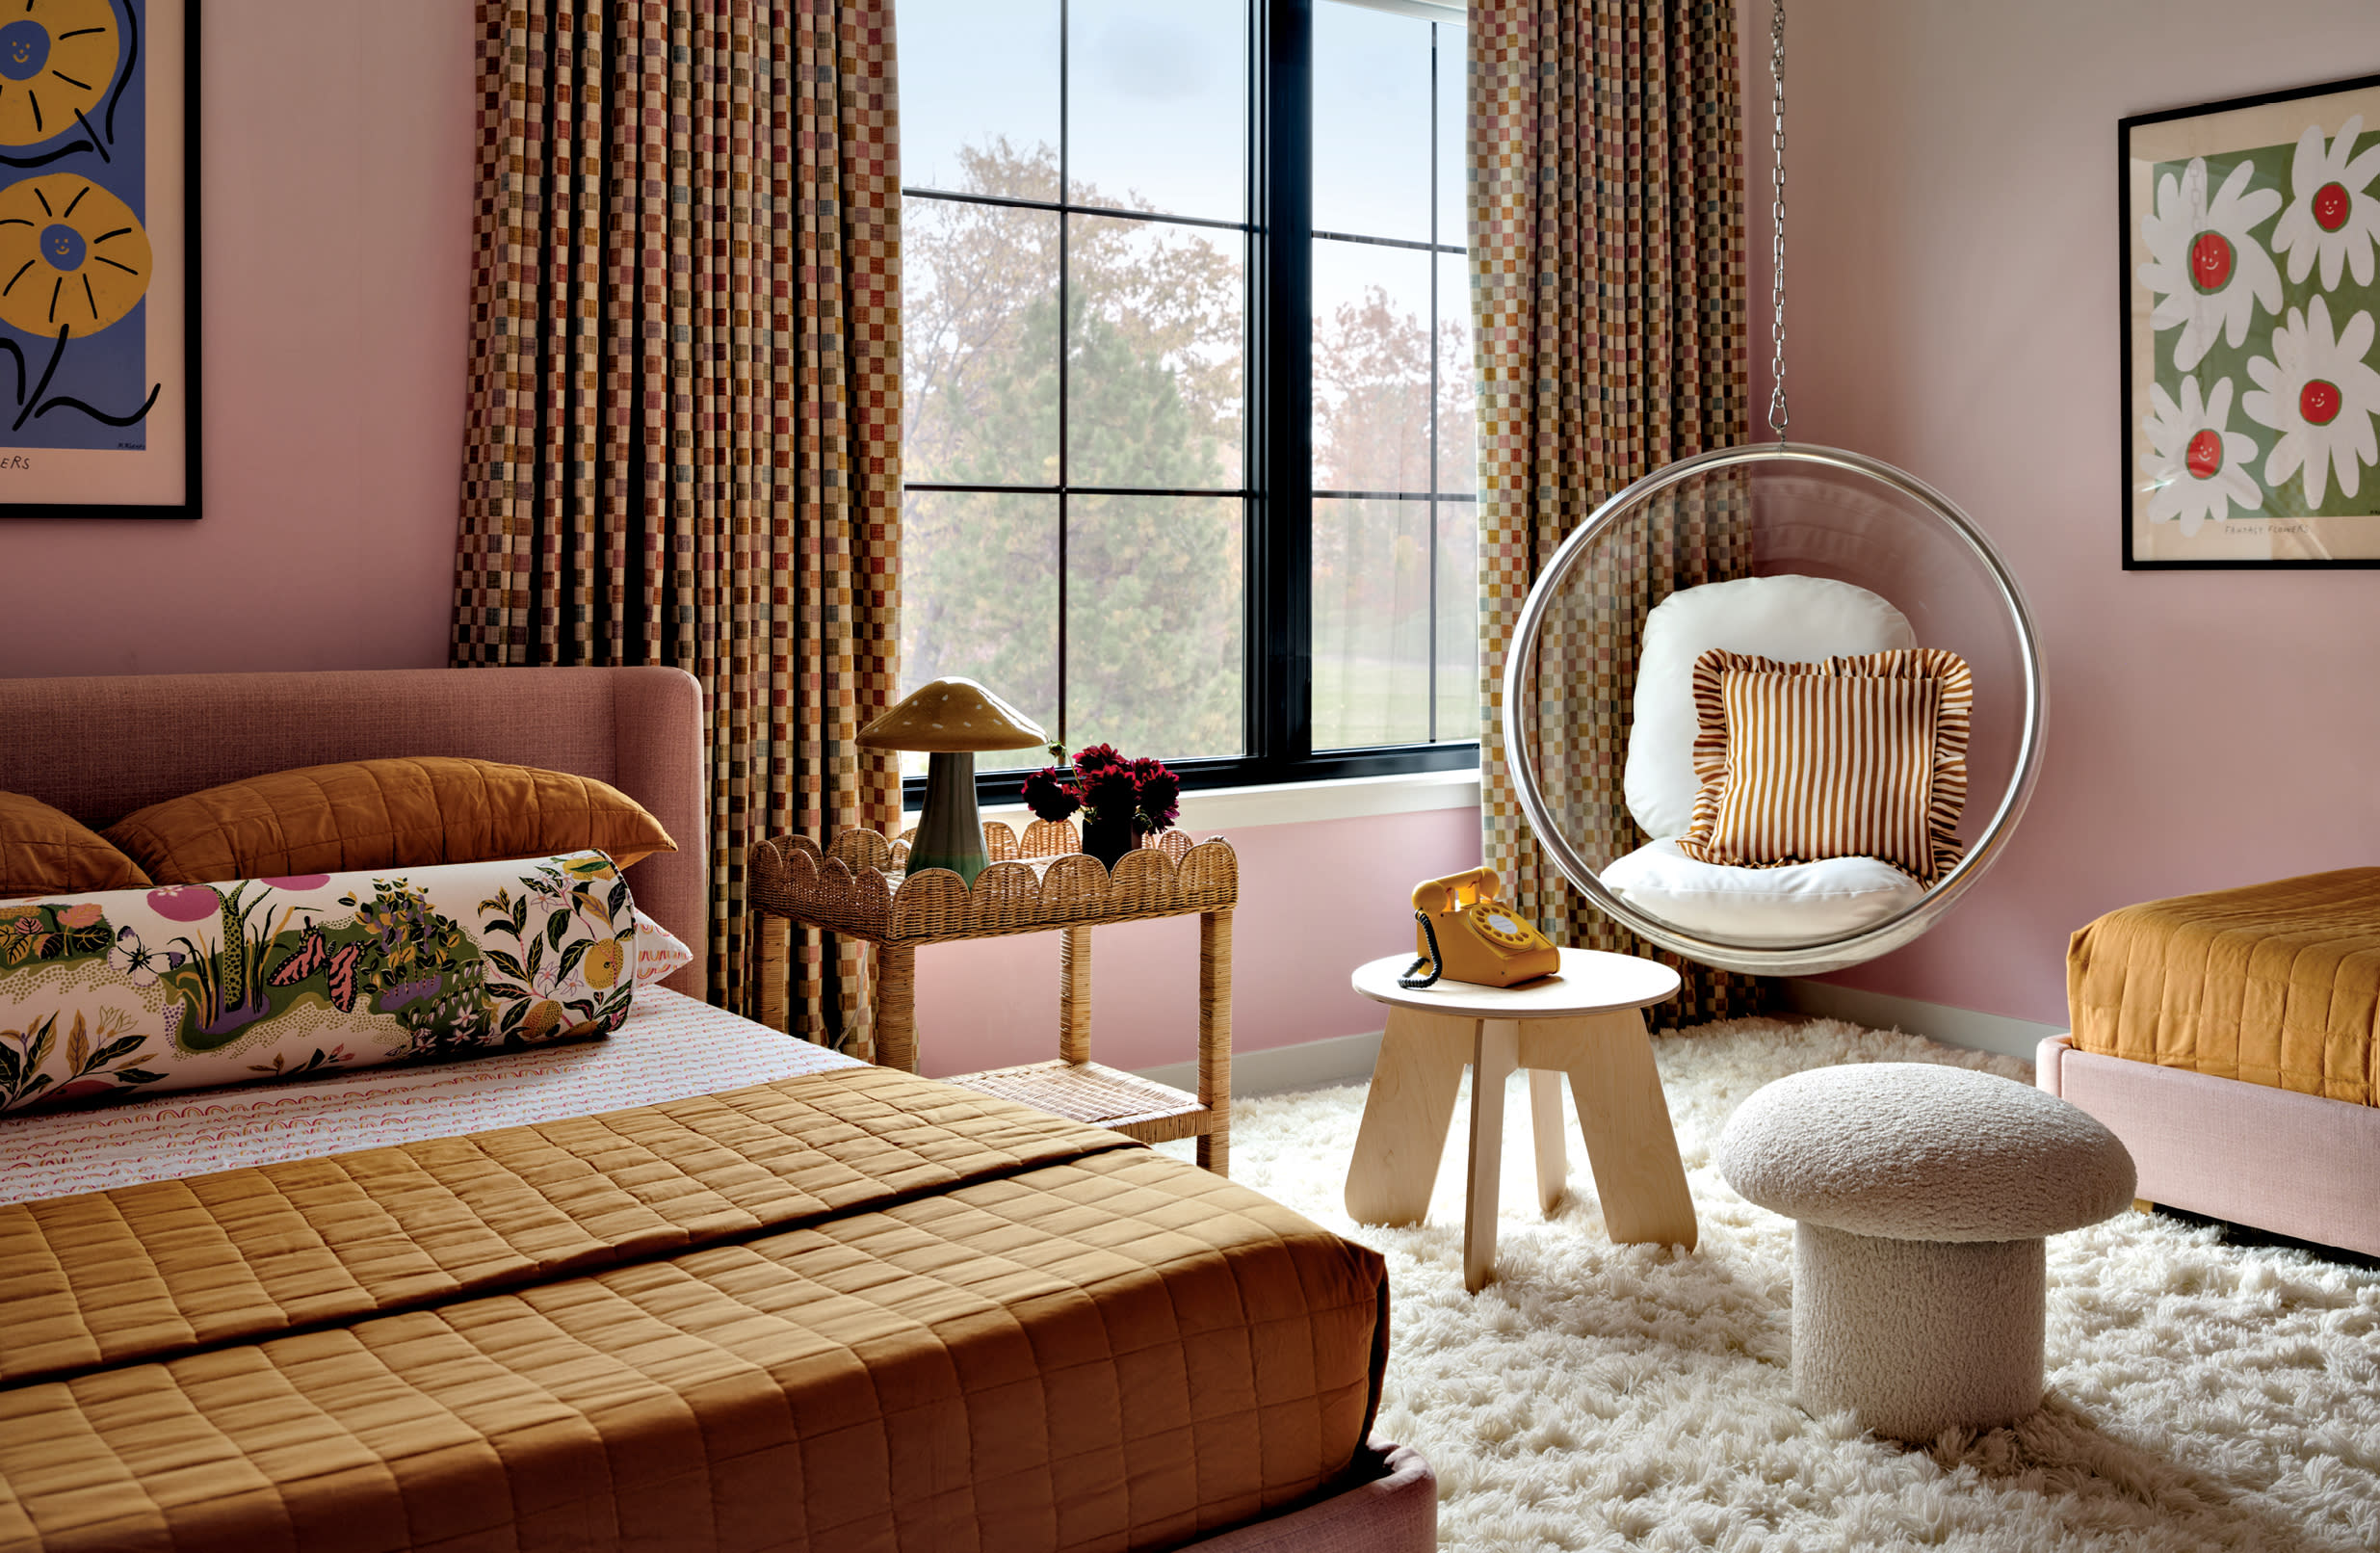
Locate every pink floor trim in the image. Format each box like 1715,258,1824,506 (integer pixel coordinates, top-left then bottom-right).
2039,1036,2380,1259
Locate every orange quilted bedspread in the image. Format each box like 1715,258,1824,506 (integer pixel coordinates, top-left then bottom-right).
0,1067,1388,1552
2067,868,2380,1106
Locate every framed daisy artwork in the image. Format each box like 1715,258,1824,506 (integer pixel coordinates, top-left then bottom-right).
0,0,196,522
2122,71,2380,567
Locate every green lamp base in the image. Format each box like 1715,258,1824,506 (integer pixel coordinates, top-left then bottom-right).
906,750,988,884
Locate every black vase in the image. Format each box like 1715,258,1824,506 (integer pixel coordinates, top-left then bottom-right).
1082,811,1140,869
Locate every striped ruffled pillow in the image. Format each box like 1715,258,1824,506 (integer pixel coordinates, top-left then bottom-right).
1673,648,1972,883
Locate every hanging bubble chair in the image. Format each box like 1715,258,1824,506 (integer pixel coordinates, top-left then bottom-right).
1497,1,2045,978
1501,443,2046,976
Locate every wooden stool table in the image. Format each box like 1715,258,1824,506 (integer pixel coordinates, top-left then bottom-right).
1345,948,1696,1292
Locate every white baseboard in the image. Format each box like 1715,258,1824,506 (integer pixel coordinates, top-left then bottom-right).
1136,1027,1383,1098
1784,979,2064,1062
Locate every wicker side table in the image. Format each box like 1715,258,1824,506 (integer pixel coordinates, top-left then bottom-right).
747,819,1236,1173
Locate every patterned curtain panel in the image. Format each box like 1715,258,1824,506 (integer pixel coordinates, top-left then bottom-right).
1469,0,1768,1026
452,1,902,1051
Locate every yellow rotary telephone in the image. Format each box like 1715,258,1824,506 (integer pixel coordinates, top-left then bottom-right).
1399,866,1560,989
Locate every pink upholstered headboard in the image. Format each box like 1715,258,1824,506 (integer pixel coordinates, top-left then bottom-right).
0,668,709,1000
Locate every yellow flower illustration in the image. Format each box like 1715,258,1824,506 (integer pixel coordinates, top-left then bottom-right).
0,1,119,149
0,173,148,336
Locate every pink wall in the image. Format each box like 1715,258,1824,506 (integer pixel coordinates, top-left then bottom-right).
1739,0,2380,1025
914,805,1482,1077
0,1,473,678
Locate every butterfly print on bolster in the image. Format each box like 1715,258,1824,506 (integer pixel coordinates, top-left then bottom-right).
266,928,367,1013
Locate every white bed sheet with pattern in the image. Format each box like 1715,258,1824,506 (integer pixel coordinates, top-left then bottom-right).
0,987,863,1203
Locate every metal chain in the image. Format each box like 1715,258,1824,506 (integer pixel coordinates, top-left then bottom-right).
1766,0,1789,440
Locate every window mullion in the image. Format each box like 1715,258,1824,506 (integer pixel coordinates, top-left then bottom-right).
1057,0,1071,750
1259,0,1315,776
1426,19,1441,744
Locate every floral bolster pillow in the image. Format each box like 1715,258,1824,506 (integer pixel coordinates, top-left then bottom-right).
0,852,639,1115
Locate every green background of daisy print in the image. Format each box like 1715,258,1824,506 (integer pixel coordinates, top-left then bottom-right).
2153,130,2380,520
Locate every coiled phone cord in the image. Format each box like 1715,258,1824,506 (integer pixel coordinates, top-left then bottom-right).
1399,910,1444,989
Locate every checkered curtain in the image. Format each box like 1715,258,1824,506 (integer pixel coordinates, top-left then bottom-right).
451,0,902,1049
1469,0,1769,1026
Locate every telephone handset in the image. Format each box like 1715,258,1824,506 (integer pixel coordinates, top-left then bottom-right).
1399,866,1561,990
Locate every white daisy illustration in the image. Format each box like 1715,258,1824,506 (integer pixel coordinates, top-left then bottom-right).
2139,374,2261,535
2138,157,2284,372
2242,295,2380,506
2269,115,2380,292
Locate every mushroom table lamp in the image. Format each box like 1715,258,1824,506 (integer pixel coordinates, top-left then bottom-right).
857,678,1049,885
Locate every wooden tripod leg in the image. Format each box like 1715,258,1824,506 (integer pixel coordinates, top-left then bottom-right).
1346,1008,1473,1225
1463,1020,1521,1292
1196,909,1232,1175
1529,1067,1567,1215
1521,1012,1697,1250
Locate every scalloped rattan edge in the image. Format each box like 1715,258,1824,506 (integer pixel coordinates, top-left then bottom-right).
751,820,1233,944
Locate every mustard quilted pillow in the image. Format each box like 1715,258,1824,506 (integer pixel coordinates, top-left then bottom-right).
0,791,151,901
105,757,675,884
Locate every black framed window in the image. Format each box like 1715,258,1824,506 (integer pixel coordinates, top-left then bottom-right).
899,0,1478,803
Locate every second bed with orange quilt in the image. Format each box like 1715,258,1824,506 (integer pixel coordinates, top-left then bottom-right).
2066,866,2380,1106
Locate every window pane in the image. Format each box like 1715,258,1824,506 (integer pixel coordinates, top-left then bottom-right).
1435,250,1476,495
1067,214,1243,491
1434,20,1467,247
903,199,1059,487
1066,495,1243,759
1314,1,1430,244
900,0,1060,201
1434,498,1480,742
1313,496,1430,750
1068,0,1248,223
1313,238,1431,495
899,490,1060,776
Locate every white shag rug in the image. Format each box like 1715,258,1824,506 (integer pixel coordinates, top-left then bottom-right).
1159,1017,2380,1552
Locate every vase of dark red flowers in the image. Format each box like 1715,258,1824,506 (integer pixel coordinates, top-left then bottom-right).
1021,744,1183,870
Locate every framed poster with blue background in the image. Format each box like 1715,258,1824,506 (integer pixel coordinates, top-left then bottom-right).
0,0,196,522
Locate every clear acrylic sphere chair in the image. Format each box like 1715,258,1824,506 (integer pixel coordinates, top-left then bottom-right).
1501,443,2046,976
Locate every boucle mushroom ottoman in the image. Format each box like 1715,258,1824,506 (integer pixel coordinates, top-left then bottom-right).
1716,1063,2135,1441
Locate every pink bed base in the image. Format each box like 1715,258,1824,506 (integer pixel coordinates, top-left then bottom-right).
2038,1035,2380,1260
1191,1441,1436,1553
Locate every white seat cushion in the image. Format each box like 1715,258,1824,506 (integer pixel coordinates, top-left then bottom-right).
1626,575,1915,840
1599,838,1925,945
1715,1064,2136,1241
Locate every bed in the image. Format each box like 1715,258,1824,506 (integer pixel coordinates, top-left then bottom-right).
2038,868,2380,1260
0,668,1433,1553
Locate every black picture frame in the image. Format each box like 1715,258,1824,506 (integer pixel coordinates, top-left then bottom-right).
2119,68,2380,569
0,0,200,523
